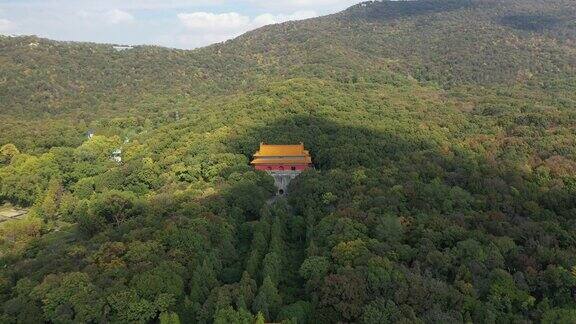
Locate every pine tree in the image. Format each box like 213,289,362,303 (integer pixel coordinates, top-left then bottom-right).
190,260,219,304
254,312,266,324
252,276,282,320
237,271,257,310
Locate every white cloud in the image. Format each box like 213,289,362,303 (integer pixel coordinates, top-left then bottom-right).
76,8,135,26
105,9,135,24
178,10,315,31
178,12,250,32
252,10,316,27
176,9,316,47
0,18,15,32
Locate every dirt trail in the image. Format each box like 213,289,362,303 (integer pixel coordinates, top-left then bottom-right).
0,204,29,223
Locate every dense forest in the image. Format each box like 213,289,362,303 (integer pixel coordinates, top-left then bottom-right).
1,0,576,323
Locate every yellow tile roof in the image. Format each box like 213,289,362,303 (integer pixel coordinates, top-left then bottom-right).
251,157,312,165
253,143,309,157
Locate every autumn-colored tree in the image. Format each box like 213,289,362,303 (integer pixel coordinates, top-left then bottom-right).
318,271,367,322
0,144,19,165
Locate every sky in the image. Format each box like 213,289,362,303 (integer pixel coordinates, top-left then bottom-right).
0,0,364,49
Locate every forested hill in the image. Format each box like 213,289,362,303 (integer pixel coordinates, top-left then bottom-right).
226,0,576,86
1,0,576,323
1,0,575,148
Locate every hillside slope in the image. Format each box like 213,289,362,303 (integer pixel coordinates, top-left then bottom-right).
1,0,576,323
1,0,575,128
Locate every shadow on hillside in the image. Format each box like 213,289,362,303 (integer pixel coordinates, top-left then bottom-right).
499,14,562,32
226,114,442,171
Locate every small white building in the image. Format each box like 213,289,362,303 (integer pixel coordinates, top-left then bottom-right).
113,45,133,52
111,149,122,163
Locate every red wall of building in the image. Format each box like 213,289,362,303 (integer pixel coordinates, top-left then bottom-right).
255,164,309,171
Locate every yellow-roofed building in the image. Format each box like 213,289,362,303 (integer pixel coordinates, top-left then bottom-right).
251,143,313,196
251,143,312,171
